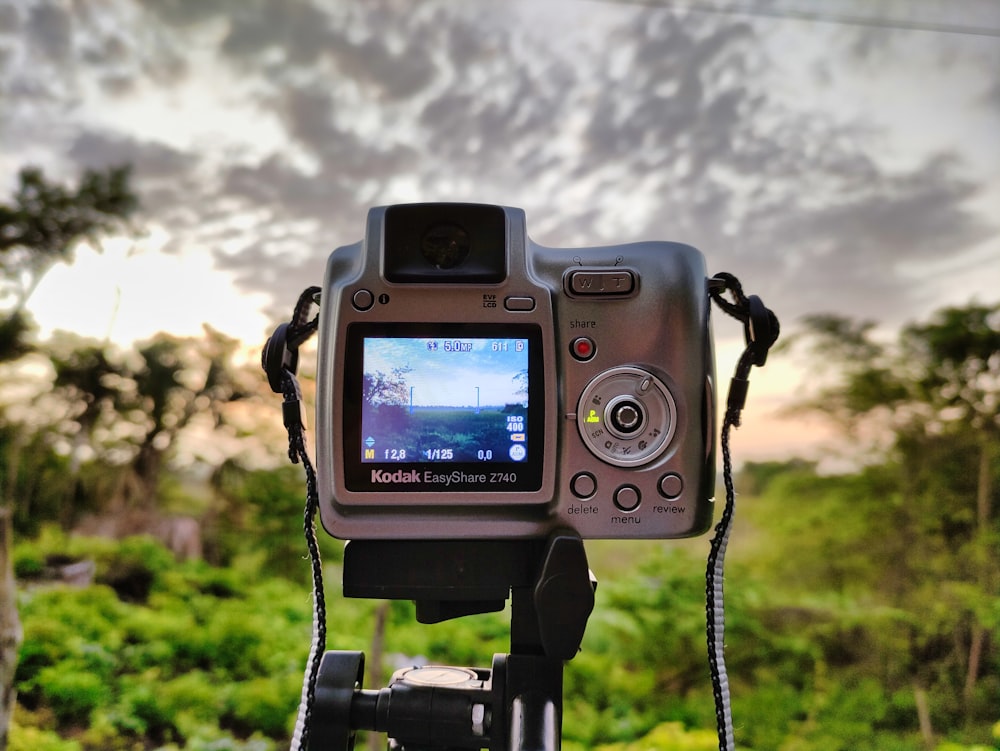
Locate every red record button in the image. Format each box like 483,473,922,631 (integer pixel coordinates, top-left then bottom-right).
570,336,596,361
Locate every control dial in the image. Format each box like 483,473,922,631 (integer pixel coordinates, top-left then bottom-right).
577,366,677,467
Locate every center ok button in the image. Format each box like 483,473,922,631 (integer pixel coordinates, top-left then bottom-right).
613,484,641,512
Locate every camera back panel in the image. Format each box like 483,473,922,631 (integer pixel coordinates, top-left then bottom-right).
315,203,716,540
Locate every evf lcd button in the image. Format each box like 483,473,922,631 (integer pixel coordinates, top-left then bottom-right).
504,296,535,311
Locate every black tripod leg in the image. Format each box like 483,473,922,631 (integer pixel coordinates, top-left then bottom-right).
503,654,563,751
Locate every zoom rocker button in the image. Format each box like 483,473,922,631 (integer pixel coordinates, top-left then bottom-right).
567,270,636,297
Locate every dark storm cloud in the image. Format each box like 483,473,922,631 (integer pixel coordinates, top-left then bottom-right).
734,154,992,322
218,82,417,222
221,0,338,65
68,131,197,178
0,3,18,32
275,84,421,174
220,0,438,98
222,154,359,219
812,155,986,257
139,0,231,28
0,0,188,106
983,76,1000,110
65,130,208,229
328,34,439,101
80,31,130,67
577,15,758,176
26,2,72,63
214,5,778,303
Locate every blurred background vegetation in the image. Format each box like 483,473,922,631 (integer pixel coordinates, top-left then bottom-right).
1,167,997,751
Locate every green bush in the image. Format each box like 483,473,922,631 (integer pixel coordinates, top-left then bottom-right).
9,722,83,751
12,493,998,751
29,667,111,727
563,721,718,751
222,675,299,739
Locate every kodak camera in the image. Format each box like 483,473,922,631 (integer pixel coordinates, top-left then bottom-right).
315,203,716,540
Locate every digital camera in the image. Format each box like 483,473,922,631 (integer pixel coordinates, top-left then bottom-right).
315,203,716,540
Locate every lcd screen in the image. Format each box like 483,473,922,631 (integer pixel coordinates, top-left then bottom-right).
360,336,529,463
342,323,544,494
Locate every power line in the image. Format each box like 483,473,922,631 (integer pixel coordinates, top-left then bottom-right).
598,0,1000,38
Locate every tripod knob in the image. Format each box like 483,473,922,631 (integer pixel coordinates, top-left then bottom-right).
309,651,365,751
533,531,596,660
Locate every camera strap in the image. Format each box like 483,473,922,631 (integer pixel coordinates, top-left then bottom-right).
262,286,325,751
265,276,778,751
706,273,779,751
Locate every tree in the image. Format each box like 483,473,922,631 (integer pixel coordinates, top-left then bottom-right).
0,165,138,750
781,301,1000,734
899,304,1000,707
363,366,413,407
0,165,138,362
46,327,256,513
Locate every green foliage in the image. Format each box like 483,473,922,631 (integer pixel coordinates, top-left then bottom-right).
30,669,111,727
0,427,79,536
564,720,718,751
8,719,82,751
7,300,998,749
208,462,344,577
40,327,256,513
12,516,1000,750
14,535,314,750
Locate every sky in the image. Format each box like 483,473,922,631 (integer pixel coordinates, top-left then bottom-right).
364,337,529,407
2,0,999,464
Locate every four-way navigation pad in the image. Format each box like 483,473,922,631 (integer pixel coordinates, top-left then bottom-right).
576,366,677,467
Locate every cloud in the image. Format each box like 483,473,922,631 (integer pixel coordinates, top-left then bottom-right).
221,0,339,65
68,130,196,178
1,0,995,338
220,3,993,331
26,2,72,63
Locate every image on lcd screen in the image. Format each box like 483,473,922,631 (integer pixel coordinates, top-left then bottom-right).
361,337,529,463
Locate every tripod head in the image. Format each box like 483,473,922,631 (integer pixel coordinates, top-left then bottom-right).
309,530,595,750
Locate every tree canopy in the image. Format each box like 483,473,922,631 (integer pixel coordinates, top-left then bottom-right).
0,165,138,361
